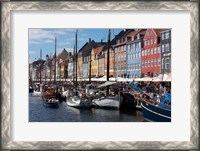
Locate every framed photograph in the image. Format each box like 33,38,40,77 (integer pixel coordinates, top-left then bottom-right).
1,1,199,150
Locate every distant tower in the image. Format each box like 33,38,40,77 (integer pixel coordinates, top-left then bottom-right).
40,49,42,60
46,54,49,61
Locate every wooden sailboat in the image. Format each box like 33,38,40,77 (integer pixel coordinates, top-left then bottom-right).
92,29,123,109
66,30,92,108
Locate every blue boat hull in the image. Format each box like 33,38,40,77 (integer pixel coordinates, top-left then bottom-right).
141,101,171,122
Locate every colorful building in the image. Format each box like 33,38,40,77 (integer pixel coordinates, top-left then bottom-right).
98,52,105,77
91,45,105,77
160,29,171,74
114,29,134,78
68,54,75,79
77,51,83,79
126,29,146,78
141,29,161,77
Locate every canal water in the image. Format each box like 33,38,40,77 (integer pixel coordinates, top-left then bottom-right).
29,94,145,122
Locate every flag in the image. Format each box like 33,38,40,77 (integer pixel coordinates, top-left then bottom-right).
59,58,63,64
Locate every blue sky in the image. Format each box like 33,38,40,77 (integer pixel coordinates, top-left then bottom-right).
29,28,122,63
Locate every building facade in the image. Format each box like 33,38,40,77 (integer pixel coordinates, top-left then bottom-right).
141,29,161,77
114,29,133,78
77,51,83,79
126,30,145,78
68,55,75,79
160,29,171,74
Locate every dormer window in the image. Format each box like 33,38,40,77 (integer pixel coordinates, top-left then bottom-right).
137,33,140,39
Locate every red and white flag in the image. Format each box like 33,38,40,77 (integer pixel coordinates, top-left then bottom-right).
59,58,63,64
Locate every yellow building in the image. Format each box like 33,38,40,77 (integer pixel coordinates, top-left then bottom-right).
77,55,82,79
90,46,105,77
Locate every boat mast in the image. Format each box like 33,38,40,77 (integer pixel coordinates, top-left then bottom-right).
54,36,57,84
50,52,52,82
75,30,78,92
40,49,42,84
73,44,75,82
106,29,111,96
89,50,92,84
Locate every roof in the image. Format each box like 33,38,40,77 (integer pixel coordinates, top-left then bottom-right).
93,45,105,55
79,40,97,58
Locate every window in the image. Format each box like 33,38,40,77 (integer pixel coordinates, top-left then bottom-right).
138,52,141,58
151,49,153,55
137,33,140,39
165,43,170,51
148,49,150,55
145,50,147,56
135,53,138,58
151,59,154,67
138,42,141,48
161,33,164,40
151,39,153,44
136,64,138,70
158,46,161,53
124,45,126,50
165,57,170,69
154,48,157,54
145,40,147,46
158,58,161,66
154,59,157,66
162,44,165,52
138,63,141,70
124,55,126,60
165,32,169,39
148,40,150,45
154,38,157,44
142,51,144,56
148,60,150,67
142,61,144,68
162,58,164,69
145,60,147,67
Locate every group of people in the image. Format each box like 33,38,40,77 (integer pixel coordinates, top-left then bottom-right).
133,81,171,105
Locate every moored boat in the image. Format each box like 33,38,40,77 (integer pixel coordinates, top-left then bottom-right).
66,90,92,108
141,100,171,122
130,82,171,122
92,95,122,109
43,98,59,108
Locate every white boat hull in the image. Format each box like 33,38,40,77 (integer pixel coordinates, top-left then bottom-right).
92,96,122,109
66,96,92,108
33,90,42,97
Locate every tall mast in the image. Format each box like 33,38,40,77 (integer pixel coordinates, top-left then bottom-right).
106,29,111,96
73,44,75,82
50,52,52,82
75,30,78,91
89,50,92,83
40,49,42,84
54,36,57,84
107,29,110,81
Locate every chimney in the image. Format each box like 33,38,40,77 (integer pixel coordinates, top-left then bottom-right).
89,38,91,42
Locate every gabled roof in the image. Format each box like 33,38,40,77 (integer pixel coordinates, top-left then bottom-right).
144,29,162,40
93,45,105,56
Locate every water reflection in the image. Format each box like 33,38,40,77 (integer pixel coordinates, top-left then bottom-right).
29,95,144,122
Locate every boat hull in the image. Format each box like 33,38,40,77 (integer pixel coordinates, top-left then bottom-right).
43,100,59,108
67,97,92,108
141,101,171,122
92,97,121,109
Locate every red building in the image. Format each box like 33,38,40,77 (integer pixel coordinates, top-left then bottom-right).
141,29,161,77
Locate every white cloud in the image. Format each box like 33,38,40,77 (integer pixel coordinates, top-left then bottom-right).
29,29,76,45
29,50,37,54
